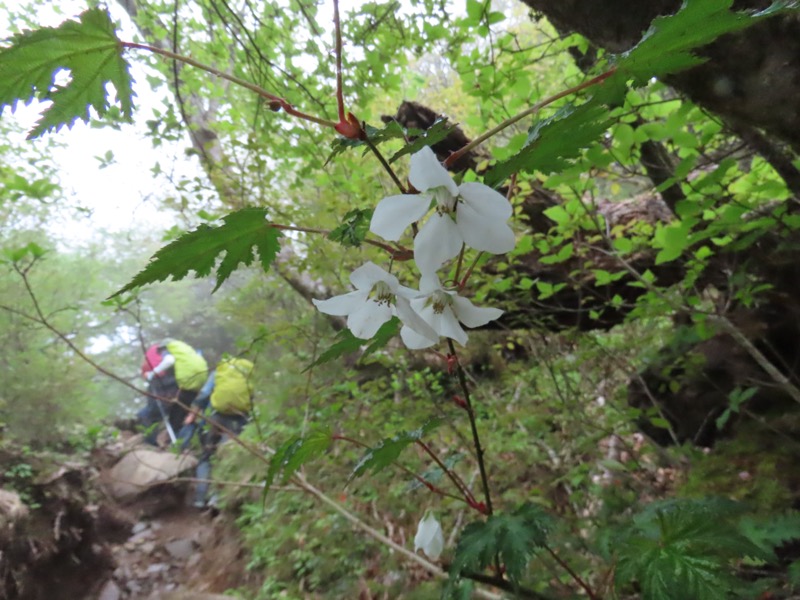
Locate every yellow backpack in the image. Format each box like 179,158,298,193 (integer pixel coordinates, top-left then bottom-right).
210,358,254,414
165,340,208,391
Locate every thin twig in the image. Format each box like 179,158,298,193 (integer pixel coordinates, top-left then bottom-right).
363,134,407,193
333,435,466,504
121,41,338,129
444,68,616,169
415,440,479,506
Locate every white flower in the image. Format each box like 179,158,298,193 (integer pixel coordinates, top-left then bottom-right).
400,273,503,349
414,512,445,560
312,262,437,342
370,146,516,274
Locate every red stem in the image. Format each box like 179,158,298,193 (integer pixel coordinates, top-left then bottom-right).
415,440,480,508
121,41,338,129
546,546,599,600
270,223,413,261
332,435,467,504
333,0,346,123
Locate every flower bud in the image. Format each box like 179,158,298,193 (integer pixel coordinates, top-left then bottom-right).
414,512,444,560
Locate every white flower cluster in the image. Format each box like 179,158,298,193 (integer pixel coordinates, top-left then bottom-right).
313,146,515,349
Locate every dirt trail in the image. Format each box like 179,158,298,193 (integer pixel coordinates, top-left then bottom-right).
95,503,249,600
0,436,255,600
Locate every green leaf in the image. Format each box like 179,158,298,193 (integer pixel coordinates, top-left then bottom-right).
326,120,406,164
482,0,794,188
390,118,455,163
2,241,48,263
328,208,373,248
484,100,616,187
406,452,465,492
305,329,364,372
738,512,800,562
653,220,692,264
303,317,401,372
350,419,441,480
264,429,333,491
616,0,794,85
0,8,134,138
615,498,765,599
450,503,550,588
112,208,281,296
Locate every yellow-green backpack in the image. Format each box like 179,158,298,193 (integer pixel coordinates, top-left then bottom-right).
210,358,254,414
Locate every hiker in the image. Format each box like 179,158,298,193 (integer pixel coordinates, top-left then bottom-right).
138,339,209,446
179,356,254,508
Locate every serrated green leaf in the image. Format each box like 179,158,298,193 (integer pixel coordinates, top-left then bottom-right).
112,207,281,296
350,419,441,480
325,120,406,164
303,317,401,372
328,208,373,248
362,316,401,355
482,0,794,188
390,118,455,163
0,8,134,138
264,429,333,492
263,438,294,493
450,503,550,588
738,512,800,562
282,429,333,482
616,0,794,85
615,498,766,599
484,100,616,187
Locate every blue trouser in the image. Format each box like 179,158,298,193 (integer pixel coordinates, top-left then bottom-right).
179,411,248,506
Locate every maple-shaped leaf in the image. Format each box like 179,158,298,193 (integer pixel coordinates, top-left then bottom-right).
614,498,764,600
112,208,281,296
0,8,134,138
483,97,618,187
483,0,795,187
616,0,796,85
327,208,373,248
349,419,441,480
450,503,550,588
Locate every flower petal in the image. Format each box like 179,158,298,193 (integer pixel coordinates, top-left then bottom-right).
459,182,513,219
414,297,468,346
396,283,425,299
347,300,392,339
451,295,503,327
418,272,442,295
396,296,438,342
409,146,458,196
312,290,367,316
350,261,398,291
401,325,438,349
456,199,516,254
414,513,445,560
370,194,431,241
435,306,469,345
414,214,463,275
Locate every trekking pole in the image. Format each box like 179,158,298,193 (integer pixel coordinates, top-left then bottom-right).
155,397,178,444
